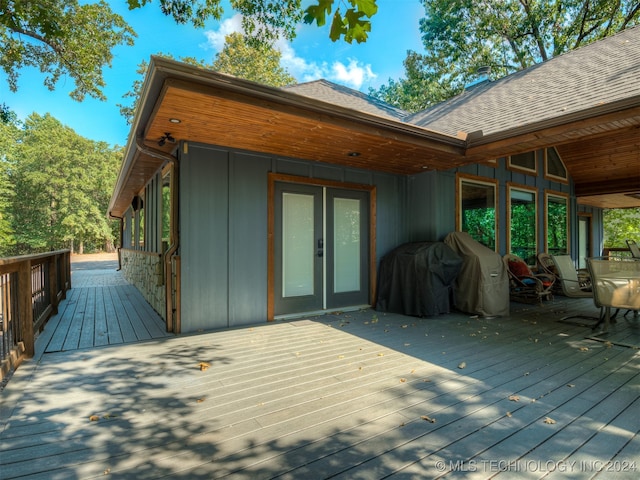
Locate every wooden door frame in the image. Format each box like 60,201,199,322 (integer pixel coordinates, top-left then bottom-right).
267,173,377,321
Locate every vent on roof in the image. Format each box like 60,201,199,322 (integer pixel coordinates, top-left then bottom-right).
465,66,492,90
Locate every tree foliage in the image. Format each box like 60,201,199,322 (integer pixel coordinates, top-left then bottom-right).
1,113,121,255
1,0,136,101
0,112,19,252
603,208,640,248
372,0,640,111
1,0,376,103
211,32,295,85
127,1,378,44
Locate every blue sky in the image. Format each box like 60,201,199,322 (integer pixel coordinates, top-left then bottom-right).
1,1,425,147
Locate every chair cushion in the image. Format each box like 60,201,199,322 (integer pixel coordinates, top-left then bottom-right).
509,259,530,278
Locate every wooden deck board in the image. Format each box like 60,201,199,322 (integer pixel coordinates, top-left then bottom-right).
93,287,110,347
103,286,124,345
2,272,640,479
41,267,169,353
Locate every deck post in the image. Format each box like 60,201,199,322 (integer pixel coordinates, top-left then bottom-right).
18,260,35,357
49,255,59,315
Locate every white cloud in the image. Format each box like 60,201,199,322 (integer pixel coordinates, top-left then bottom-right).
330,59,377,89
203,14,244,52
203,15,377,90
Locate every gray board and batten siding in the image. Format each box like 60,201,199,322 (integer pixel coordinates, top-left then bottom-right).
178,142,409,333
177,141,599,334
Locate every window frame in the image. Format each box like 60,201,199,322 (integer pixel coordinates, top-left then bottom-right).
544,190,570,255
456,173,499,252
508,150,538,176
507,182,538,264
543,147,569,183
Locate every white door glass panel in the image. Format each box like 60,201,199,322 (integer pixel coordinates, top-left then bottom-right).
578,218,588,269
333,197,361,293
282,193,314,297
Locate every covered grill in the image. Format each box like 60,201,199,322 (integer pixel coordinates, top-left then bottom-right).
444,232,509,317
376,242,463,317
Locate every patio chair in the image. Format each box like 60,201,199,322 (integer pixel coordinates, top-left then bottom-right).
627,239,640,259
586,256,640,332
551,254,600,326
503,254,555,304
551,255,592,297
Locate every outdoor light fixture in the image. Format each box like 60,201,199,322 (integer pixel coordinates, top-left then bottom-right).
158,132,176,147
169,118,181,124
347,151,361,157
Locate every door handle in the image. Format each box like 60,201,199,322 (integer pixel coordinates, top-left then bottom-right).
317,238,324,257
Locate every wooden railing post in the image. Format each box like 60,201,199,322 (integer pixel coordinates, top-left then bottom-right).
49,255,59,315
18,260,35,357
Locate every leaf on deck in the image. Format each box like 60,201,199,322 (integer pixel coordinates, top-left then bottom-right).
543,417,557,424
509,395,520,402
199,362,211,371
421,415,436,423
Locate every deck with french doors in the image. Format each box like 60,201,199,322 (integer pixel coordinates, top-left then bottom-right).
1,257,639,479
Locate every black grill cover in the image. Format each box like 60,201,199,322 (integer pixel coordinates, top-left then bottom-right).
376,242,463,316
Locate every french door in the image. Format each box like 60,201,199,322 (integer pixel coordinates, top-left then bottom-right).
273,182,370,316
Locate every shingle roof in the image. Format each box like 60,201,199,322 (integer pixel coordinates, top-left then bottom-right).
405,25,640,137
284,79,407,121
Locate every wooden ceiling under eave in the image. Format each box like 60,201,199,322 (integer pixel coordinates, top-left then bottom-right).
142,80,468,177
463,106,640,209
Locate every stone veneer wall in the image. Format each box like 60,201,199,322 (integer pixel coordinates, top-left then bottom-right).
120,249,166,320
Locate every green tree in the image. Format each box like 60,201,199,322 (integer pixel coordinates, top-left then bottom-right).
1,0,136,101
211,32,295,85
603,208,640,248
372,0,640,111
1,1,376,104
0,110,19,254
128,0,378,43
7,113,121,254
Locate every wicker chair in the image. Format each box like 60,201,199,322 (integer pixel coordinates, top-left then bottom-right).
503,254,555,304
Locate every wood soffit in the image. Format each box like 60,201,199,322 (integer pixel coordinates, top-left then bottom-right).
110,70,640,216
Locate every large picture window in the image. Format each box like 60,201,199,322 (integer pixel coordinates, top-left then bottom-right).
457,174,498,251
508,184,537,264
545,191,569,255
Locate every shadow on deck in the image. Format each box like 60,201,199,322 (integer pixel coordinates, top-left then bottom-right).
1,263,639,479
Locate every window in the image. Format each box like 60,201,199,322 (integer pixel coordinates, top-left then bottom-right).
138,207,145,250
508,151,537,175
162,169,172,252
544,147,568,182
508,184,537,264
457,174,498,250
545,191,569,255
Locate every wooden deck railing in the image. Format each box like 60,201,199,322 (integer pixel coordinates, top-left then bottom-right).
0,250,71,379
602,247,634,259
